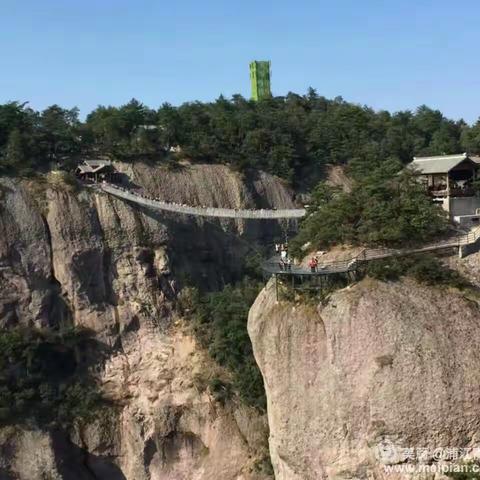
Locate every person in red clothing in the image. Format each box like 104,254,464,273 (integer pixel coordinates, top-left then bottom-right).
308,256,318,273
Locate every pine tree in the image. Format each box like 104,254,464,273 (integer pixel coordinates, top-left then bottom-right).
5,129,27,170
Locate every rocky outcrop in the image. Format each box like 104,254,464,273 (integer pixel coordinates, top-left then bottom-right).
0,163,290,479
1,162,295,329
95,327,269,480
0,178,55,327
448,251,480,288
0,327,269,480
248,275,480,479
6,160,480,480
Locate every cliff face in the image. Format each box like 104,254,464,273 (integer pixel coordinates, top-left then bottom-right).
1,162,296,330
0,163,293,480
4,161,480,480
0,178,53,327
248,273,480,480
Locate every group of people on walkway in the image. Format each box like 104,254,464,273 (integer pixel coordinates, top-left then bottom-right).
102,182,195,208
275,242,322,273
275,243,293,271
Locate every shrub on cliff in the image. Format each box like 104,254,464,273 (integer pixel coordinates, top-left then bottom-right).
179,279,266,410
366,254,470,290
0,327,104,427
446,462,480,480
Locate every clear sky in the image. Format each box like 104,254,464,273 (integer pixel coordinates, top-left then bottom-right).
1,0,479,122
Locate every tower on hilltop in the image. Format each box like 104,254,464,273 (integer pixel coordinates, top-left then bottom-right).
250,61,271,101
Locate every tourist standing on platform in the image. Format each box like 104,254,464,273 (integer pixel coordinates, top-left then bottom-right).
286,256,292,271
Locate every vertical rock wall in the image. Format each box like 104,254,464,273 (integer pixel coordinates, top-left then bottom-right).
248,277,480,480
0,163,294,479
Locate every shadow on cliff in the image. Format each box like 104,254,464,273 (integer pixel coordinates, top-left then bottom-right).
52,430,126,480
115,172,141,190
0,326,112,430
136,204,257,291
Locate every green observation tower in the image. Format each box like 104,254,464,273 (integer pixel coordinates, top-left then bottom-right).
250,60,272,101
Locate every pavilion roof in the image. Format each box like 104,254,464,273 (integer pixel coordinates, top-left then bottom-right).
407,153,477,174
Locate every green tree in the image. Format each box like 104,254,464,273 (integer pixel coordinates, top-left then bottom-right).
157,102,183,150
461,119,480,153
183,279,266,410
0,102,36,148
39,105,80,163
4,129,28,171
0,90,476,181
291,159,448,254
85,105,124,154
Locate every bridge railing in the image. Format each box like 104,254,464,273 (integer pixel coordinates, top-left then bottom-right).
99,183,306,219
461,224,480,245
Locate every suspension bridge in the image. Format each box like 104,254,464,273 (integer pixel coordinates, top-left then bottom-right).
96,181,480,284
97,183,306,219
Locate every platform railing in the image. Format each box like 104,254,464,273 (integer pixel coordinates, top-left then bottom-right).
267,224,480,276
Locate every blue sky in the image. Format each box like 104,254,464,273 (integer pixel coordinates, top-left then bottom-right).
1,0,479,122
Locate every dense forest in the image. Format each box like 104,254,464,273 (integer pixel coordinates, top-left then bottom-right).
2,90,480,187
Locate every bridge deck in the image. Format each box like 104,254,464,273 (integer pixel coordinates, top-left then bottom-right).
99,184,306,219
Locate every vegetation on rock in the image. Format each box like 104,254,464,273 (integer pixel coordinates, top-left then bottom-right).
290,159,448,254
179,278,266,410
446,463,480,480
366,253,470,289
0,327,104,427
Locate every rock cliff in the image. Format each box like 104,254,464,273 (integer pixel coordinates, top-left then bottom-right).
248,271,480,479
0,162,293,479
6,160,476,480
